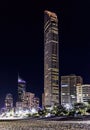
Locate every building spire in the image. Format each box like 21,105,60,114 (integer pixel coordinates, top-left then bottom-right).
18,73,26,83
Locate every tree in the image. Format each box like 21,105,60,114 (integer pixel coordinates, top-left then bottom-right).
38,108,47,117
68,110,75,116
51,105,68,116
74,103,87,115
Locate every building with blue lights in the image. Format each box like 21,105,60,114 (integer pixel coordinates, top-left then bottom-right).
18,75,26,102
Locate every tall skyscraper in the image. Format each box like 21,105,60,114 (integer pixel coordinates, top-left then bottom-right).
18,75,26,102
61,75,83,106
44,10,59,107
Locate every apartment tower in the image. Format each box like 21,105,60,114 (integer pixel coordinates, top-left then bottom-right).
44,10,59,107
61,75,83,106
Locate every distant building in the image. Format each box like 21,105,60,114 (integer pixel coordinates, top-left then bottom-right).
61,75,83,106
5,93,13,109
16,101,23,109
16,92,40,110
18,75,26,102
33,97,39,110
82,84,90,103
22,92,35,109
44,10,59,107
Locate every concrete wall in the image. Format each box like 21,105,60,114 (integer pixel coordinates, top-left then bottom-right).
0,120,90,130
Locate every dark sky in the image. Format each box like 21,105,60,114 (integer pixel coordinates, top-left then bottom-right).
0,0,90,107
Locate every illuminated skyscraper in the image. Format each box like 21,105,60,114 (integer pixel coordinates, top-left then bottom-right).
44,10,59,107
18,75,26,102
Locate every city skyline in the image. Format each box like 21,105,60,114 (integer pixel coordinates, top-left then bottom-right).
0,0,90,108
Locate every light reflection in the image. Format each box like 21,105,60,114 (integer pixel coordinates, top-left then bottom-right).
0,107,37,120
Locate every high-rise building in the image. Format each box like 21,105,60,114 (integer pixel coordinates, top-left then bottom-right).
18,75,26,102
76,83,83,103
44,10,59,107
82,84,90,103
5,93,13,109
61,75,83,106
22,92,35,109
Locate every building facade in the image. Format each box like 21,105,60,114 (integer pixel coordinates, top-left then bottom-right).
76,83,83,103
82,84,90,103
18,75,26,102
16,101,23,109
5,93,13,110
44,10,59,107
22,92,35,109
61,75,83,106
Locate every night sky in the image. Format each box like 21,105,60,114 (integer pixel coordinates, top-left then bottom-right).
0,0,90,107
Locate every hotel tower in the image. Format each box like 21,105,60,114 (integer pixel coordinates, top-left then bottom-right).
44,10,59,107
